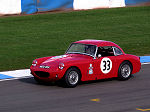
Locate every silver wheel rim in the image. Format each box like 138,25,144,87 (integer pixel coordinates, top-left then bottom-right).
68,71,79,85
121,64,131,78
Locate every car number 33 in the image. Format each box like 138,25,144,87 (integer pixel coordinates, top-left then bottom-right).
30,40,141,88
100,57,112,74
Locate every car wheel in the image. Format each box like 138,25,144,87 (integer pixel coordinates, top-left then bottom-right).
118,61,132,80
63,67,80,88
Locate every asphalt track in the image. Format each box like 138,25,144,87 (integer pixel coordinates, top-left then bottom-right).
0,64,150,112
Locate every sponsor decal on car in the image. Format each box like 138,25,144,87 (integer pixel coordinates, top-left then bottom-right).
88,64,93,74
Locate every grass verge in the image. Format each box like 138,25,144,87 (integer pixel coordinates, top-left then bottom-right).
0,6,150,71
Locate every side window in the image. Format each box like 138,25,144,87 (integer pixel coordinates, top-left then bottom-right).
113,47,123,56
97,46,114,57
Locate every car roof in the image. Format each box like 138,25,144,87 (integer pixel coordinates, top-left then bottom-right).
74,40,119,47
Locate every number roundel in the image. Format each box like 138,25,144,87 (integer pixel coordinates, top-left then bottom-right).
100,57,112,74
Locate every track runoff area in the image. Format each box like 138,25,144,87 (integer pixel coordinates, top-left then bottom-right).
0,56,150,81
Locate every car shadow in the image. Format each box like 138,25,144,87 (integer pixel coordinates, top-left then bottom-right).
19,75,134,88
80,78,116,85
18,77,56,86
81,75,135,85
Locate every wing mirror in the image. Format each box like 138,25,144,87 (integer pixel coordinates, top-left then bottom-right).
98,54,102,58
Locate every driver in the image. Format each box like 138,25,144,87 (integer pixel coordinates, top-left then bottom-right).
85,45,95,56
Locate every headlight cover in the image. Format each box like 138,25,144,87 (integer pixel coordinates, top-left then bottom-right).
32,60,38,66
58,63,65,70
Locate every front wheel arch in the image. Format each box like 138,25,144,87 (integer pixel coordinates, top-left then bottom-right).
65,66,82,80
62,66,82,87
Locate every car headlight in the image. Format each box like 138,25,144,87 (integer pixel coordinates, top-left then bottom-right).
32,60,38,66
58,63,65,70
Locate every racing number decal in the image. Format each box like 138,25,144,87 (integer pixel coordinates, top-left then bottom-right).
100,58,112,74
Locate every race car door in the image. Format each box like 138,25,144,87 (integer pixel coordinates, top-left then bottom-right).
92,46,117,79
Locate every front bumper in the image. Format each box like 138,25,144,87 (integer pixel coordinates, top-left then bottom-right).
30,66,64,82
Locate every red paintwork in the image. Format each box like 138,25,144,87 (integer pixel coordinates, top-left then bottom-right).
30,40,141,82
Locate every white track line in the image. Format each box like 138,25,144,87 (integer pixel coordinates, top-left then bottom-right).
0,76,33,82
141,62,150,65
0,69,32,82
0,69,31,78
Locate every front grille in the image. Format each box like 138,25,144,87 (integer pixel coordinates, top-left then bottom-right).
34,71,50,78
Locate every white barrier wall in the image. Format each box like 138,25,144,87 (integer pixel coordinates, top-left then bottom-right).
0,0,21,14
73,0,125,10
109,0,125,8
73,0,109,10
0,0,149,15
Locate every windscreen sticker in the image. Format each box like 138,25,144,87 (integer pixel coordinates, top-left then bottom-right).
100,57,112,74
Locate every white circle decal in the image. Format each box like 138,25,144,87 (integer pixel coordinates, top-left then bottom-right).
100,57,112,74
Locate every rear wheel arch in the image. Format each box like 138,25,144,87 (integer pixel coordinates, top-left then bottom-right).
120,60,133,70
118,60,133,80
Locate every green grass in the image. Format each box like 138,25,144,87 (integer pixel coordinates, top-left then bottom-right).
0,6,150,71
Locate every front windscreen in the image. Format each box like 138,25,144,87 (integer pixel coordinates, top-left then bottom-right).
66,43,96,57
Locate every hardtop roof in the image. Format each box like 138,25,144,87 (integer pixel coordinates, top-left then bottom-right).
74,40,119,47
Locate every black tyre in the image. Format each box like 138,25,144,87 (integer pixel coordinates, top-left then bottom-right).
63,67,81,88
118,61,132,81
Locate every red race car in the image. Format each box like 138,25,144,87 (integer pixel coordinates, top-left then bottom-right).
30,40,141,87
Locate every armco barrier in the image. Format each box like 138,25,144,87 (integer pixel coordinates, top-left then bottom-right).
21,0,37,14
125,0,150,5
21,0,73,14
0,0,150,15
37,0,74,12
